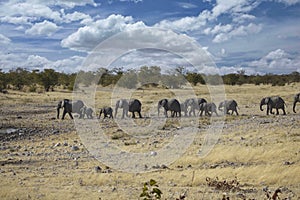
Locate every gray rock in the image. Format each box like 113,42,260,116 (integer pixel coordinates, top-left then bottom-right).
71,146,79,151
94,166,102,173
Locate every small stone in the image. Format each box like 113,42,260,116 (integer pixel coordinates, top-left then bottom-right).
52,130,59,134
71,146,79,151
150,151,157,156
94,166,102,173
161,164,168,169
63,142,68,146
54,143,61,147
283,161,294,165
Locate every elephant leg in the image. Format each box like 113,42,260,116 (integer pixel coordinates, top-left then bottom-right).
132,112,136,118
269,107,274,115
192,109,196,117
68,112,73,119
62,110,69,120
206,111,211,116
282,108,286,115
235,109,239,115
199,110,203,116
138,111,142,118
276,108,279,115
122,110,125,119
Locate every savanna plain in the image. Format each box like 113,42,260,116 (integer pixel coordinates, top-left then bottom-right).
0,83,299,199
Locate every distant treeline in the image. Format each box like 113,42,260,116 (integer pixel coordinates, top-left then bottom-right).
0,67,299,92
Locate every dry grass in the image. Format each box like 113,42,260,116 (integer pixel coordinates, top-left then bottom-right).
0,83,299,199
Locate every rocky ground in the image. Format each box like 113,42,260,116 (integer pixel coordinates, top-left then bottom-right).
0,89,299,199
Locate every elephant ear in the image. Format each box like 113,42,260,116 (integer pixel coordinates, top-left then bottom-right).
119,99,124,108
62,99,70,107
264,97,270,104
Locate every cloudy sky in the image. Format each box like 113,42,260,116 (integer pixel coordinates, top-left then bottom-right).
0,0,299,74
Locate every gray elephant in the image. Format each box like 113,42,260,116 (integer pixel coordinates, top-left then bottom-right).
80,106,94,119
180,102,187,116
115,99,142,119
57,99,85,119
184,98,207,117
260,96,286,115
199,102,218,116
293,93,300,113
98,107,113,119
158,98,181,118
218,100,239,115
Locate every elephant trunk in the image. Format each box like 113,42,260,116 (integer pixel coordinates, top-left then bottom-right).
293,100,297,113
57,101,62,119
157,104,161,116
260,100,264,111
57,107,60,119
115,105,119,118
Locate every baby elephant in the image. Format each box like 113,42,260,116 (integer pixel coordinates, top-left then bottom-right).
80,106,94,119
199,102,218,116
98,107,113,119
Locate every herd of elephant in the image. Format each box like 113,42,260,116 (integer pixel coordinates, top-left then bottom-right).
56,93,300,120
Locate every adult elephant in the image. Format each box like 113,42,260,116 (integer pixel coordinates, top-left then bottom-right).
57,99,85,119
115,99,142,119
98,107,113,119
260,96,286,115
218,100,239,115
199,102,218,116
180,102,187,117
293,93,300,113
158,98,181,118
184,98,207,117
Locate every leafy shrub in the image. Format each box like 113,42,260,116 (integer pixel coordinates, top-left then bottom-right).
140,179,162,200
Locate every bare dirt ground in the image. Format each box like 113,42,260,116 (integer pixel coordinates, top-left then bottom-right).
0,84,299,199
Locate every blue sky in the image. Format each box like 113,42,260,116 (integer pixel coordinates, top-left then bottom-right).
0,0,299,74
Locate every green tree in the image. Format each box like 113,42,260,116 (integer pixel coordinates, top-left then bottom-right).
38,69,59,91
8,68,30,90
223,73,239,85
116,69,137,89
185,72,205,86
138,66,161,86
0,69,9,90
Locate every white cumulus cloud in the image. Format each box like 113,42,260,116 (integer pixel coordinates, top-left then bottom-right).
0,16,33,25
248,49,300,73
0,34,11,44
273,0,300,5
155,10,210,32
0,2,62,23
213,23,262,43
204,24,233,35
211,0,260,19
25,20,60,36
61,14,146,52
